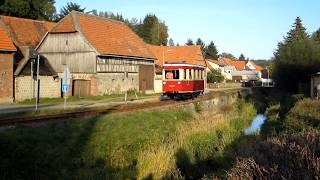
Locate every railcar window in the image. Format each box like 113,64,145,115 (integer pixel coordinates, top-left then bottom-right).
183,69,187,80
165,70,179,79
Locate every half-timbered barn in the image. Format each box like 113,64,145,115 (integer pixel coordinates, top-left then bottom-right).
37,11,156,97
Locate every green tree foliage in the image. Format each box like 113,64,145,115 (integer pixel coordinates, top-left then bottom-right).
221,52,236,59
196,38,205,50
168,38,174,46
207,69,224,83
239,53,245,60
138,14,168,46
58,2,85,20
0,0,56,20
273,17,320,93
186,38,194,45
204,41,219,59
312,28,320,43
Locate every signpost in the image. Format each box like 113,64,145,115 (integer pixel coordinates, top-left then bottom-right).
124,72,128,103
62,67,71,109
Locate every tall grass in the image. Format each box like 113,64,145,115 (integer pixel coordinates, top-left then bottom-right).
136,100,256,179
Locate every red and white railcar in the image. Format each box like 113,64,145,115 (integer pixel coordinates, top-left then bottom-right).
162,62,205,99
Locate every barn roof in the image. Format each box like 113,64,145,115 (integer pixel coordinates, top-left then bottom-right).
48,11,156,60
148,45,206,66
0,15,55,48
0,25,15,51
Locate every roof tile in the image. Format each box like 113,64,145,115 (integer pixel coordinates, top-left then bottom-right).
0,15,55,48
50,12,155,59
0,25,15,51
148,45,206,66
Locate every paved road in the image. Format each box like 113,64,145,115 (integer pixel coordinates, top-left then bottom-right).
0,96,160,114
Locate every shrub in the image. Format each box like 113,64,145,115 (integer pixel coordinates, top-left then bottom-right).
228,131,320,179
207,69,224,83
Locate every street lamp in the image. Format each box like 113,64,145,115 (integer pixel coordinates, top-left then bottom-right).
162,49,172,66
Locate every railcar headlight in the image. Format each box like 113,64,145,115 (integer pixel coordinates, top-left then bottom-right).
163,82,166,84
177,81,181,84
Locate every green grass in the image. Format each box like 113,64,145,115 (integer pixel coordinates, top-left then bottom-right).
0,108,191,179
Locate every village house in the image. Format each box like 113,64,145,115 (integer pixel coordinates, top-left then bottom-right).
147,45,206,92
207,57,264,82
0,15,58,102
37,11,156,97
206,59,231,81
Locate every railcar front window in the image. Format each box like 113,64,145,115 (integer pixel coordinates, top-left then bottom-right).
165,70,179,79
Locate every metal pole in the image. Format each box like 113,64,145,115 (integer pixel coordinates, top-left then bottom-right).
30,60,33,100
162,51,165,66
64,91,67,110
36,55,40,110
267,67,269,87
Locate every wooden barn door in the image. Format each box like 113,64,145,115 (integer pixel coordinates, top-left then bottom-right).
139,65,154,91
73,80,91,97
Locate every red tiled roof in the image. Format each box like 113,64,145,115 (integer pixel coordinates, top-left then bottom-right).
205,59,215,70
0,15,55,48
49,11,155,59
148,45,206,66
223,57,247,70
207,59,226,66
0,25,15,51
50,14,76,33
250,61,265,71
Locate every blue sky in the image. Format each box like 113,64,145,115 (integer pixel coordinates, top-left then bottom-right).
55,0,320,60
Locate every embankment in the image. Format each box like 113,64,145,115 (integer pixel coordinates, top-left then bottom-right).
0,90,256,179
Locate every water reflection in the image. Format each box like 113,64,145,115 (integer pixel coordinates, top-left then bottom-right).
244,114,267,135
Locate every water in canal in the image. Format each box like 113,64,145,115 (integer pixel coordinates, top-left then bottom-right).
244,114,267,135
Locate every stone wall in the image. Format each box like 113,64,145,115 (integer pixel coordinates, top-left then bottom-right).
208,82,242,89
0,53,14,103
96,72,139,95
15,76,61,101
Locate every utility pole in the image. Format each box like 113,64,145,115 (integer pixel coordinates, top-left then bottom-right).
267,66,270,87
35,54,40,110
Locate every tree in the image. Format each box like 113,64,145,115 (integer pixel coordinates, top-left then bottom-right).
168,38,174,46
312,28,320,43
196,38,205,50
239,53,245,60
0,0,56,20
220,52,236,59
273,17,320,93
285,17,309,43
205,41,219,59
176,43,180,46
139,14,168,45
207,69,224,83
58,2,85,20
186,38,194,45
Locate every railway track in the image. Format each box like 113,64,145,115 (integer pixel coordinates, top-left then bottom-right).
0,89,243,127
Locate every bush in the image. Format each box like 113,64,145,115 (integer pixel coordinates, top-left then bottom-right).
207,69,224,83
228,131,320,179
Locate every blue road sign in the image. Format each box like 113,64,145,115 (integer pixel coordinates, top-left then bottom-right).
62,84,69,93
